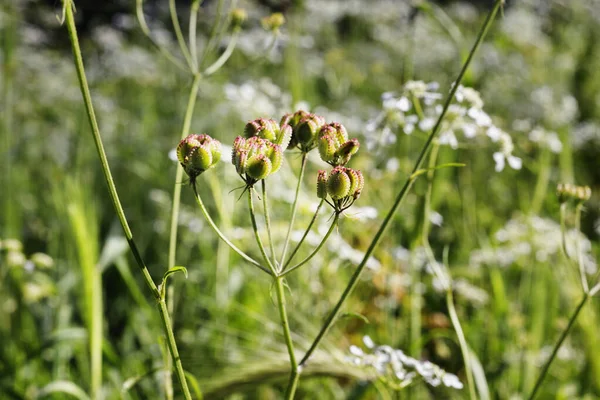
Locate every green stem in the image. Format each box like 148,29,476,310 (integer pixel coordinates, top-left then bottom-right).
248,188,278,276
158,298,193,399
203,28,240,76
298,0,503,369
280,153,308,267
192,181,269,275
135,0,187,71
169,0,195,71
530,147,551,215
574,204,589,293
283,200,324,271
527,294,590,400
447,289,477,400
281,213,339,277
275,276,299,399
62,2,192,398
262,180,278,268
189,0,200,72
168,73,202,278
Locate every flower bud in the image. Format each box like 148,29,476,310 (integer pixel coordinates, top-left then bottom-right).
230,8,247,29
262,12,285,31
177,134,222,180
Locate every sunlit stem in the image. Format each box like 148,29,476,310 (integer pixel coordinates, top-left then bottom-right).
248,188,278,276
283,200,324,271
298,0,504,371
261,180,278,269
280,212,339,277
192,181,269,275
280,153,308,268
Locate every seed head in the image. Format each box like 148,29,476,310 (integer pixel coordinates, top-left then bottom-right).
177,134,222,181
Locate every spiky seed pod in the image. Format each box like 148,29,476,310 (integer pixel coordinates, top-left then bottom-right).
177,134,222,179
244,118,292,149
557,183,592,204
320,122,348,145
317,170,328,199
246,154,272,180
266,143,283,173
347,168,364,199
337,138,360,158
318,134,337,164
576,186,592,202
296,116,324,148
327,166,352,200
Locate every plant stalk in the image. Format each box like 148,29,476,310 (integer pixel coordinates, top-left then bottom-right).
298,0,504,370
280,153,308,267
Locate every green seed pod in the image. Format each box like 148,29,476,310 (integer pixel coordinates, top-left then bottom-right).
246,154,272,180
321,122,348,145
266,143,283,173
278,124,292,150
230,8,247,29
188,145,213,173
178,134,222,179
347,168,364,199
317,170,328,199
336,139,360,158
296,118,321,148
318,134,337,164
327,167,351,200
262,12,285,31
576,186,592,203
30,252,54,269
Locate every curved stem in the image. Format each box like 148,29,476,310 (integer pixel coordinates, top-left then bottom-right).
280,153,308,268
62,3,191,398
204,28,240,76
262,180,277,268
135,0,187,71
274,276,299,399
200,0,225,65
248,188,278,276
528,294,590,400
192,181,269,275
447,289,477,400
298,0,503,369
281,213,339,277
169,0,195,71
283,200,324,271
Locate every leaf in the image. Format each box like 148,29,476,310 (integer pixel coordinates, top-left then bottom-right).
184,370,204,400
37,380,90,400
340,312,370,324
160,266,188,299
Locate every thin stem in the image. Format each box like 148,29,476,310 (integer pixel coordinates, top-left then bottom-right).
298,0,503,369
530,147,551,215
447,289,477,400
189,0,200,72
62,3,191,398
527,294,590,400
283,200,324,271
274,276,299,399
200,0,225,65
574,204,589,293
281,213,339,277
192,181,269,275
280,153,308,268
559,203,569,258
203,28,240,76
167,73,202,279
135,0,187,71
262,180,278,268
248,188,278,276
169,0,195,71
158,298,193,399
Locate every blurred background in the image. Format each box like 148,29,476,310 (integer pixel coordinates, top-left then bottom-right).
2,0,600,398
